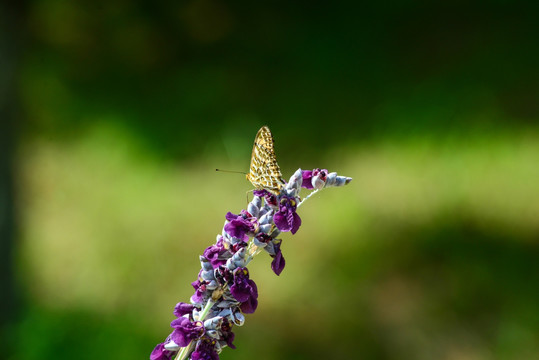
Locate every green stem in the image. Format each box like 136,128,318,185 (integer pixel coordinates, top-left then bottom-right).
298,189,320,208
173,299,215,360
197,299,215,322
174,342,194,360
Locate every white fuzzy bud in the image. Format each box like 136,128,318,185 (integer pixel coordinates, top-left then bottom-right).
325,172,352,187
232,311,245,326
259,211,273,225
286,168,303,193
164,341,180,351
312,174,326,189
247,201,259,218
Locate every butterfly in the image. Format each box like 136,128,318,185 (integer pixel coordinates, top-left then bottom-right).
246,126,286,195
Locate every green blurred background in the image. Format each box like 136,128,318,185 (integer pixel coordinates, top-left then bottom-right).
1,1,539,359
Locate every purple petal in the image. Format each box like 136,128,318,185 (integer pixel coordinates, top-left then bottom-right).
286,209,295,228
170,328,189,347
224,216,253,242
273,212,290,232
253,189,269,197
248,279,258,299
170,318,203,347
301,170,314,189
224,330,236,349
290,212,301,235
240,295,258,314
203,241,228,268
230,278,250,302
150,343,176,360
191,338,220,360
170,317,190,331
173,303,194,318
313,168,329,180
271,250,285,276
191,280,206,303
220,320,236,349
230,268,258,311
225,212,237,222
230,268,252,302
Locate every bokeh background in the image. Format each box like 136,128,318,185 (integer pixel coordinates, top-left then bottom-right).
1,1,539,359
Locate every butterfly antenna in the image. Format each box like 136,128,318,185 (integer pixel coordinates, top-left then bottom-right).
215,169,248,175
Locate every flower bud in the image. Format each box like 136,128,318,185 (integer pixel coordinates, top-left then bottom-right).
204,316,223,330
164,341,180,351
247,202,259,218
232,311,245,326
206,280,218,290
200,270,214,281
259,224,272,234
259,212,273,225
286,168,303,192
200,257,213,271
312,174,326,189
325,172,352,187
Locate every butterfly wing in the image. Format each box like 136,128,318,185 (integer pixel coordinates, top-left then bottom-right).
246,126,285,194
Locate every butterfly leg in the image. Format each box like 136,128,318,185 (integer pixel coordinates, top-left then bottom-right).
245,189,254,206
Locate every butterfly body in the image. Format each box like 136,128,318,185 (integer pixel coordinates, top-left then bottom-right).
246,126,285,195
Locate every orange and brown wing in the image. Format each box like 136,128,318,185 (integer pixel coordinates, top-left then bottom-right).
246,126,285,194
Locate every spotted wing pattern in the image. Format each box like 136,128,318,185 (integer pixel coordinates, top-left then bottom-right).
246,126,285,194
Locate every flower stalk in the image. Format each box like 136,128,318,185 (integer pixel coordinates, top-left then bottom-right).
150,168,352,360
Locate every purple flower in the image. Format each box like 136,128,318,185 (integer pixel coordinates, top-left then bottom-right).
239,291,258,314
252,190,267,197
224,210,257,242
229,240,247,254
173,302,195,318
191,278,208,304
253,189,278,207
270,241,285,276
311,168,328,189
150,343,176,360
254,232,272,245
170,317,204,347
191,337,220,360
301,170,314,189
273,196,301,234
220,318,236,349
203,237,228,268
214,265,233,287
302,168,328,189
230,267,258,314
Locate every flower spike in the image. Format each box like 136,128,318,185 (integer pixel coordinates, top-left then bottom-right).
151,167,351,360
